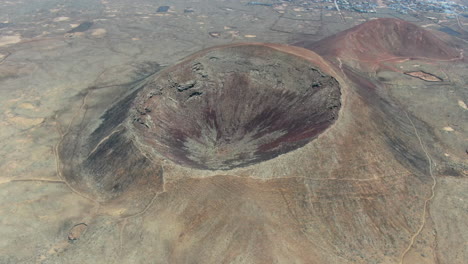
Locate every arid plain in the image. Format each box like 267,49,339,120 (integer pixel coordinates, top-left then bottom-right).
0,0,467,264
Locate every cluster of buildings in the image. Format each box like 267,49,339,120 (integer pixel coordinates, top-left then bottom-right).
385,0,467,16
281,0,377,13
285,0,465,16
329,0,377,13
319,0,466,16
248,0,467,18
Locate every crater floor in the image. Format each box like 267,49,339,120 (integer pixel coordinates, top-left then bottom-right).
131,44,341,170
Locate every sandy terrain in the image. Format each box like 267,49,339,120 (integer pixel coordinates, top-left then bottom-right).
0,1,466,264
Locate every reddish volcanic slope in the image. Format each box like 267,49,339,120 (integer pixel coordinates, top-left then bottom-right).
299,18,460,61
130,44,341,170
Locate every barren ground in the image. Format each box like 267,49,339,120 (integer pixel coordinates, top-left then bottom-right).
0,1,466,264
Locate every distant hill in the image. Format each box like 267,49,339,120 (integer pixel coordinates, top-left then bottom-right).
297,18,460,62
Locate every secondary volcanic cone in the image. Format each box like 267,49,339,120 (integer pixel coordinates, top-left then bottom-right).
297,18,461,63
130,43,341,170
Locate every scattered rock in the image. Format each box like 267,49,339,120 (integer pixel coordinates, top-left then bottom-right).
68,223,88,241
208,32,221,38
18,102,37,110
177,80,197,92
404,71,442,82
311,81,321,88
156,6,170,13
53,17,70,22
184,7,195,13
226,31,240,39
188,91,203,98
67,21,93,33
458,100,467,110
192,62,208,77
91,28,107,37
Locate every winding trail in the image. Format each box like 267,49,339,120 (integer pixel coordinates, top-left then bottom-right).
399,112,438,264
54,91,99,204
53,87,166,253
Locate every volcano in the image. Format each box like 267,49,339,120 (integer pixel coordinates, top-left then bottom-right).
297,18,461,62
130,44,341,170
54,19,467,264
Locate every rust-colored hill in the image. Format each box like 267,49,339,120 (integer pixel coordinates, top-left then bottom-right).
55,42,443,263
298,18,460,62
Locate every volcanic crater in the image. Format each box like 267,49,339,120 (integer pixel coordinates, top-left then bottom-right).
130,44,341,170
44,18,467,264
